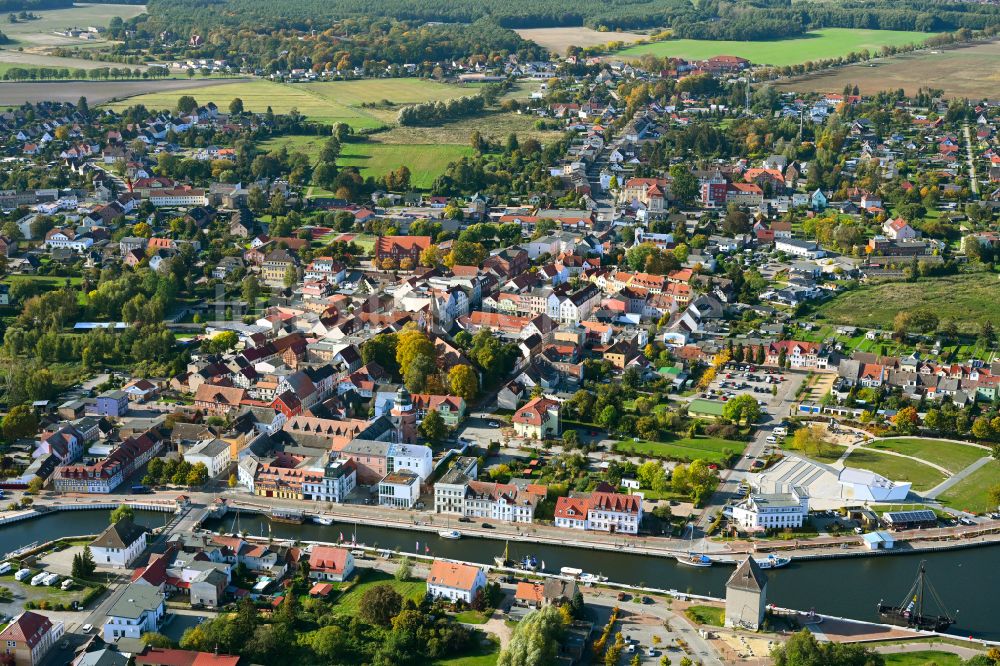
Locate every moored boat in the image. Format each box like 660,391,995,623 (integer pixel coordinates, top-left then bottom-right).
560,566,584,578
877,561,955,632
270,509,304,524
755,554,791,569
676,553,713,567
311,516,334,526
438,529,462,540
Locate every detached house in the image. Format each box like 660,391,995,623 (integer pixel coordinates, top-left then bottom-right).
0,612,63,666
426,560,488,604
307,545,355,582
513,396,560,439
90,518,148,568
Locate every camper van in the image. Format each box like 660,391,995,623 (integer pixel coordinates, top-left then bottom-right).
0,562,11,575
30,572,48,586
43,573,60,586
60,578,73,591
14,568,31,582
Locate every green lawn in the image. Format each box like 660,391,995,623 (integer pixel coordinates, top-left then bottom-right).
261,134,472,189
865,438,987,474
688,398,725,417
882,650,964,666
103,77,478,129
843,448,947,492
434,640,500,666
332,570,426,616
617,28,931,66
338,142,473,189
815,273,1000,334
614,436,744,465
684,604,725,627
454,610,490,625
938,460,1000,513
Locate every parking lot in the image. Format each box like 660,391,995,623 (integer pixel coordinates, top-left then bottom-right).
698,362,791,418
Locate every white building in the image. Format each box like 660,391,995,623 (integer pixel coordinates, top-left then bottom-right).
387,443,433,480
838,468,911,501
103,584,165,642
554,491,643,534
301,458,357,503
426,560,487,604
183,438,231,478
378,470,421,508
728,486,809,532
90,519,148,568
774,239,825,259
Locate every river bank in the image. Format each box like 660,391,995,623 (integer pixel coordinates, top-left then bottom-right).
1,508,998,641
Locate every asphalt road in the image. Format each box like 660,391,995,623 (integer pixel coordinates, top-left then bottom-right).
695,369,808,533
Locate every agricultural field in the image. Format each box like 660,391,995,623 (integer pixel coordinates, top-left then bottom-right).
617,28,930,67
104,78,480,129
775,39,1000,99
814,273,1000,334
515,26,645,54
937,460,1000,513
0,77,248,106
842,448,946,491
613,435,744,464
864,438,987,474
0,3,145,46
261,135,474,189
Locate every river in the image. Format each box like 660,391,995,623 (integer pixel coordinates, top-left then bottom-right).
5,510,997,640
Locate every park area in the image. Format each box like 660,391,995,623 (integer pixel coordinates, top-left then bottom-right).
613,435,744,465
863,438,987,474
617,28,930,67
841,448,946,492
330,569,425,616
775,38,1000,99
814,273,1000,335
937,460,1000,514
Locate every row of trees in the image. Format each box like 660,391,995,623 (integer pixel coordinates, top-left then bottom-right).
397,95,485,127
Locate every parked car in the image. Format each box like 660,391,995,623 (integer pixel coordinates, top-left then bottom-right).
81,624,93,634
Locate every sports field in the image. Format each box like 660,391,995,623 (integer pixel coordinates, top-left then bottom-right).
104,78,477,129
815,273,1000,334
617,28,930,67
864,438,987,474
774,39,1000,99
260,134,473,189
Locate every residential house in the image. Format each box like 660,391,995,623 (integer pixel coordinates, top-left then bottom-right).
426,561,488,604
90,518,148,568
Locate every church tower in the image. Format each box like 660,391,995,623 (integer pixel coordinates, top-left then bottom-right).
390,386,417,444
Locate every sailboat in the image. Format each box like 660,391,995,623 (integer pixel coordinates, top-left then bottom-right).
877,561,955,632
676,523,712,567
494,540,513,567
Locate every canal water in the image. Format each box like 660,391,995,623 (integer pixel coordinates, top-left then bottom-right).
5,510,997,640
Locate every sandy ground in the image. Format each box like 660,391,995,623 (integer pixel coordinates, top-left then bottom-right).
515,27,645,55
0,77,251,106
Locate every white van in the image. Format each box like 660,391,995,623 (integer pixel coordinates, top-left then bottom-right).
765,435,777,444
0,562,11,575
773,427,787,437
14,568,31,582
